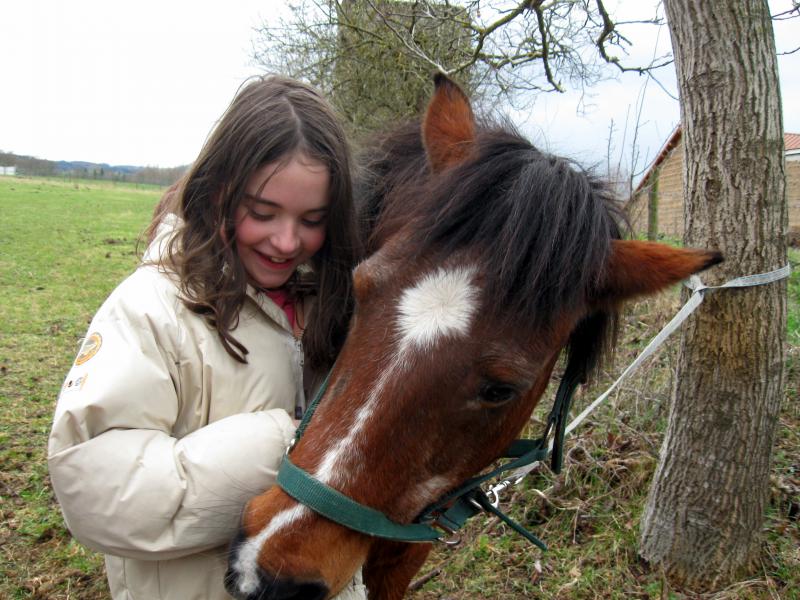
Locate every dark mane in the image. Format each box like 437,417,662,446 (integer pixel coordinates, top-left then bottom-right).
358,120,629,376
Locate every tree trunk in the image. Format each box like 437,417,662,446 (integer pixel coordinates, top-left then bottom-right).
647,169,659,241
639,0,787,591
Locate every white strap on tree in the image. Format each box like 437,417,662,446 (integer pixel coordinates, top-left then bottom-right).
491,263,792,496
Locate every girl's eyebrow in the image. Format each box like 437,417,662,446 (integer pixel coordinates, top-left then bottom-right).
244,193,328,213
244,192,277,206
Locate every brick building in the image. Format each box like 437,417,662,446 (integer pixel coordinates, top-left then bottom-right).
628,128,800,243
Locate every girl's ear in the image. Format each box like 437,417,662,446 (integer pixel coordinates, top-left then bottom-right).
593,240,723,306
422,73,476,173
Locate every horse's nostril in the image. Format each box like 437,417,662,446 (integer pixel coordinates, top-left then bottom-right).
223,566,244,599
263,577,329,600
224,565,328,600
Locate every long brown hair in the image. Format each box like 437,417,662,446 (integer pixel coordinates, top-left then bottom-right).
154,75,360,371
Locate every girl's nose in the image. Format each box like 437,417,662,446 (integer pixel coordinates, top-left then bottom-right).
270,220,301,255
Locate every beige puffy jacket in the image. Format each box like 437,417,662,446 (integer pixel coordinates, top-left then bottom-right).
48,216,366,599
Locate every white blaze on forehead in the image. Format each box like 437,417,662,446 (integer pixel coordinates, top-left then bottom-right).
397,266,479,352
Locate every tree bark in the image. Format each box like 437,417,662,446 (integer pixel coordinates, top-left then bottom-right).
639,0,787,591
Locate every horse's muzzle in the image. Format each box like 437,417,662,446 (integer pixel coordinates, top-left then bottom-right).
225,530,329,600
224,566,328,600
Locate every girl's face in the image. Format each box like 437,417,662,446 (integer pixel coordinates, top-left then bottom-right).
235,154,330,289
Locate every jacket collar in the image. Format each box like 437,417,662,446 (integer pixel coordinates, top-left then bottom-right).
247,285,294,334
143,212,180,264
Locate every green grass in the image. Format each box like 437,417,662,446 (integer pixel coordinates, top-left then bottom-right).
789,248,800,346
1,176,798,599
0,176,159,599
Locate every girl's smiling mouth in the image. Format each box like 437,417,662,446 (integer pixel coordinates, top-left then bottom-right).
255,250,296,270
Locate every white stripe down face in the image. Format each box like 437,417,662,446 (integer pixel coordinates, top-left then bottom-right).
228,265,482,597
314,265,480,487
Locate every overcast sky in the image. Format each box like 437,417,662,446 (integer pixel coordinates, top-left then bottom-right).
1,1,798,177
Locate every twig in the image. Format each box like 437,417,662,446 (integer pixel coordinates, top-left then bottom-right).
408,567,441,591
660,565,669,600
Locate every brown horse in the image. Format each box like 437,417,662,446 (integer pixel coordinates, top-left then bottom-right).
224,75,721,600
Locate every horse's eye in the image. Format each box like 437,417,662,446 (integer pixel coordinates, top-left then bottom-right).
478,382,519,406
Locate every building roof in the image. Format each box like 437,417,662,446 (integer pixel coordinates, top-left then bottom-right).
634,128,800,195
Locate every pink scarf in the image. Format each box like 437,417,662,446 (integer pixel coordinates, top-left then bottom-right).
264,289,296,329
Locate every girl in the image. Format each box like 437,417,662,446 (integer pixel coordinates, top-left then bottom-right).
48,76,365,599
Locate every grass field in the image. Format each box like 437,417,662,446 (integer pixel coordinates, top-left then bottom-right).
1,176,798,599
1,177,159,598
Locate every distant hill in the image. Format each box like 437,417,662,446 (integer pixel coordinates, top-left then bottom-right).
0,151,187,186
55,160,143,175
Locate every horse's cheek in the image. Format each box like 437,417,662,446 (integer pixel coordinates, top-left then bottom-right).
364,541,433,600
310,523,371,594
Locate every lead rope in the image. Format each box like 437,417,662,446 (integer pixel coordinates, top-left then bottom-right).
487,263,792,502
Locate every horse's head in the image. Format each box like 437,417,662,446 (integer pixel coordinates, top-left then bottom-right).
225,76,721,600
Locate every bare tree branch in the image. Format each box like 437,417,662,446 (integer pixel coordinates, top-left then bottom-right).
251,1,675,128
771,1,800,20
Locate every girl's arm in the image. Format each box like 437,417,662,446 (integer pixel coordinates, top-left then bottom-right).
48,272,296,560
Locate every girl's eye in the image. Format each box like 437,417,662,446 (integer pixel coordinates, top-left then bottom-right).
478,382,519,407
246,207,275,221
302,216,327,227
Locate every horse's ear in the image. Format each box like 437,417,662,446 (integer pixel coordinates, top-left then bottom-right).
595,240,723,305
422,73,476,173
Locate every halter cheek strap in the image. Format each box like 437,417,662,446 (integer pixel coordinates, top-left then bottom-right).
276,362,582,549
278,456,441,542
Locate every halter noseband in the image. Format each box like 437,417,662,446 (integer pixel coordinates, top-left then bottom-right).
276,360,583,550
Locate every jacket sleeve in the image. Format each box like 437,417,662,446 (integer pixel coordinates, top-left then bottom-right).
47,282,296,560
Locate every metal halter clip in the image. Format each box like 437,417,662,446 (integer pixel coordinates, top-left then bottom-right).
487,479,512,509
431,522,462,547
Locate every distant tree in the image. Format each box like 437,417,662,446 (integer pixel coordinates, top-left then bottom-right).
336,0,475,135
4,152,57,177
255,1,480,136
132,165,187,187
252,0,668,135
647,168,659,241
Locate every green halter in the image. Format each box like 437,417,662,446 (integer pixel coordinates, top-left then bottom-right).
276,362,582,550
